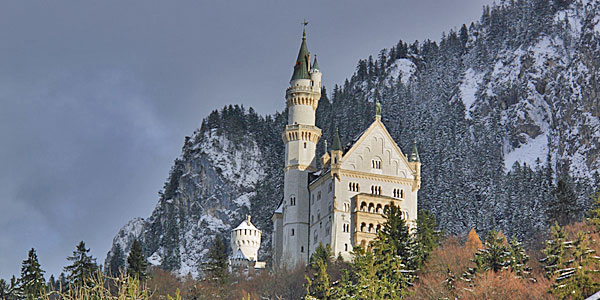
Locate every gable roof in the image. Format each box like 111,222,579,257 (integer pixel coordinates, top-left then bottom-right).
341,118,415,173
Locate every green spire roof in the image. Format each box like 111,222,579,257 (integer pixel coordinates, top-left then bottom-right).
312,54,320,71
331,128,342,151
409,140,420,162
291,29,310,81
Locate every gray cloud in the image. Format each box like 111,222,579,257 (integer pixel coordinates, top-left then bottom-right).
0,0,493,278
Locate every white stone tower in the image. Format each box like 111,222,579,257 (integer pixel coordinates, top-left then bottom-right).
280,25,322,268
230,215,261,262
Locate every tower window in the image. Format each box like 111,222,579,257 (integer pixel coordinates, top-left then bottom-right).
290,196,296,206
345,243,348,251
304,142,307,149
291,228,295,236
301,246,304,253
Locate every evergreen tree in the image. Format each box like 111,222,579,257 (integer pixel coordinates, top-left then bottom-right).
507,237,532,279
0,279,10,300
540,222,569,278
309,243,332,269
304,259,331,300
586,191,600,231
63,241,98,287
202,235,229,285
19,248,46,299
126,239,148,280
548,177,578,226
414,210,442,268
107,244,125,276
463,230,512,283
378,203,415,268
552,232,600,299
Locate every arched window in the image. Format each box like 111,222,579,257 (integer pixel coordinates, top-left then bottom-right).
291,228,295,236
301,246,304,253
345,244,348,251
360,222,366,232
376,204,382,214
368,223,374,233
368,203,374,213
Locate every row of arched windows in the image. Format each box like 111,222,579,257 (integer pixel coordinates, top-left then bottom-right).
342,223,350,232
234,229,260,236
360,222,381,234
359,201,388,214
371,185,382,195
393,188,404,198
348,182,359,192
371,159,382,169
287,96,316,107
235,240,259,246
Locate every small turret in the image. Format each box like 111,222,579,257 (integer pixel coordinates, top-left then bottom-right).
330,128,343,175
408,140,421,191
230,215,261,261
310,55,322,88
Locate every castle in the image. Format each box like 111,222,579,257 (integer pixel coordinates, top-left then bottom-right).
271,27,422,268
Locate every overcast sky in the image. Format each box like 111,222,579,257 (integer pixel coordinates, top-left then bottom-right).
0,0,494,278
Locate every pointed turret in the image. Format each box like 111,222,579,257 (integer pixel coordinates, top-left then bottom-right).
291,29,310,81
409,140,420,162
408,139,421,191
331,128,342,151
312,54,320,71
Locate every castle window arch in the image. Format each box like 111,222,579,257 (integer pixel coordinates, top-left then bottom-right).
376,204,382,214
360,222,366,232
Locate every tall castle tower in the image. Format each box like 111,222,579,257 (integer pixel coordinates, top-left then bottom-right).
280,26,322,267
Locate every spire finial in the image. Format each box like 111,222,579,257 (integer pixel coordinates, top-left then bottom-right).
375,100,382,119
246,215,251,224
324,139,328,153
302,19,308,40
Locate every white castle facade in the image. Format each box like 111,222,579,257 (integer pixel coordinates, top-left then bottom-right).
271,28,422,268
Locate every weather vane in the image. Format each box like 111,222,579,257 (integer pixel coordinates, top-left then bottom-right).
302,19,308,28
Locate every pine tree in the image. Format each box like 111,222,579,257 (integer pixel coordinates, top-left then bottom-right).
0,279,10,300
507,237,532,280
126,239,148,280
463,230,512,283
378,203,415,268
304,259,331,300
63,241,98,287
540,222,569,278
309,243,332,269
552,232,600,299
547,178,578,226
202,235,229,285
108,244,126,276
19,248,46,299
414,210,442,268
586,191,600,231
